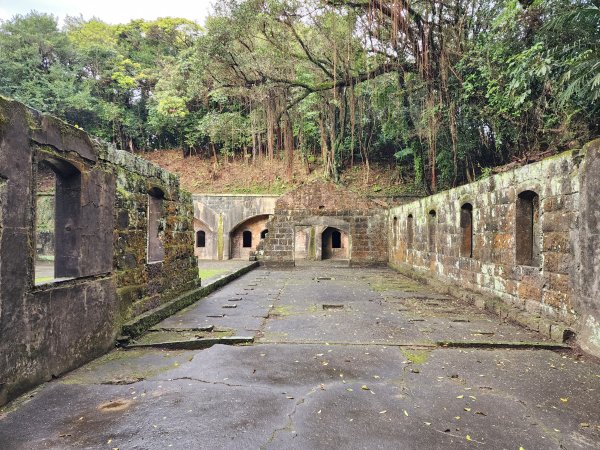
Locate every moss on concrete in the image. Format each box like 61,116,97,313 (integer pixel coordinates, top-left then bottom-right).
59,348,188,385
401,349,431,365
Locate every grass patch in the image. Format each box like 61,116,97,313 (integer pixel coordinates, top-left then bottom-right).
268,305,294,317
198,268,230,280
34,276,54,284
401,349,430,365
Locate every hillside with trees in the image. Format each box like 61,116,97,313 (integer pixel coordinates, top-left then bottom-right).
1,0,598,194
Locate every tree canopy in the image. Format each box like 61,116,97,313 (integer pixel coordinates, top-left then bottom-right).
1,1,598,192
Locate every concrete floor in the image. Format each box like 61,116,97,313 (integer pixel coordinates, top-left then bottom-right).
1,265,599,449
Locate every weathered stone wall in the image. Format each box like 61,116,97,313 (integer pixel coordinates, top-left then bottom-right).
261,181,388,266
0,97,198,406
193,194,278,260
389,140,600,356
110,149,198,318
575,140,600,356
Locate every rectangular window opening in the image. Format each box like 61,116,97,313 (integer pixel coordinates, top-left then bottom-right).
460,204,473,258
35,158,82,285
428,210,437,252
516,191,540,267
407,215,414,250
148,189,165,263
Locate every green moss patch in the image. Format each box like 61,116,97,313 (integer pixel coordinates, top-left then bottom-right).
401,349,431,365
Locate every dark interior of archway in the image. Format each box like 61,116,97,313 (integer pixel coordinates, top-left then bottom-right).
322,227,345,260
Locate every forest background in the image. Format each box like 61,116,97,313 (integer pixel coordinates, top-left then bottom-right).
0,0,598,194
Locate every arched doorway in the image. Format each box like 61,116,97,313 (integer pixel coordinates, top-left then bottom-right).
321,227,348,260
230,214,270,259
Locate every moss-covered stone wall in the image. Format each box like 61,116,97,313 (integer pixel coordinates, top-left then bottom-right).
389,140,600,357
105,146,199,319
0,97,198,406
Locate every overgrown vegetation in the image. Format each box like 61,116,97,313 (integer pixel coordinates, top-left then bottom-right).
1,1,597,193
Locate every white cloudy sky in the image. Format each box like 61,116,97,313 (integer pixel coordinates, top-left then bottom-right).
0,0,214,25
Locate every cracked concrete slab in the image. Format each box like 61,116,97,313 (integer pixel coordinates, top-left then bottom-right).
1,265,599,449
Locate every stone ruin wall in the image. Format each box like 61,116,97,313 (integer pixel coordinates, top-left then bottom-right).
261,181,388,266
0,98,198,406
193,194,278,260
112,149,199,318
389,139,600,357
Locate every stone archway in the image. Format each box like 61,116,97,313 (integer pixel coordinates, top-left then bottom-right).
321,227,348,260
230,214,270,260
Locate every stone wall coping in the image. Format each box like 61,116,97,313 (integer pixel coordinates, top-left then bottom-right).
193,193,281,198
389,147,583,213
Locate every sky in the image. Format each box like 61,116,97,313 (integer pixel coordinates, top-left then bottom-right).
0,0,214,25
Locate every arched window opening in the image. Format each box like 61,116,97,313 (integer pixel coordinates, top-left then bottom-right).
331,230,342,248
260,229,268,239
407,214,414,250
392,216,398,247
196,230,206,248
428,210,437,253
243,230,252,248
460,203,474,258
516,190,540,266
147,187,165,263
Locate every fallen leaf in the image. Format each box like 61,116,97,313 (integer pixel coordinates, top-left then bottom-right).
403,410,409,417
466,435,472,441
379,410,387,414
424,422,432,426
361,385,370,391
456,395,464,399
346,388,353,392
464,408,471,412
455,416,461,420
560,398,568,403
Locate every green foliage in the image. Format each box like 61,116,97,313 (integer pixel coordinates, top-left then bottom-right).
0,1,597,192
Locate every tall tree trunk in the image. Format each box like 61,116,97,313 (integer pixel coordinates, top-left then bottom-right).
283,112,294,181
349,85,356,168
211,142,219,171
266,93,276,160
319,113,328,168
